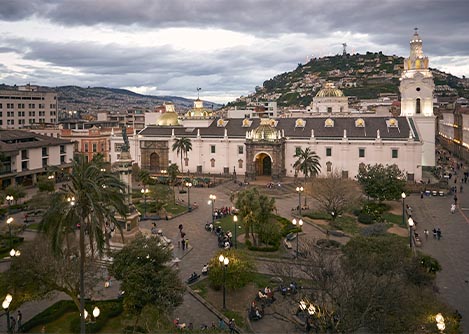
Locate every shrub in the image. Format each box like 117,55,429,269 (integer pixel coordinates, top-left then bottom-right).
358,213,374,225
21,300,76,332
316,239,341,249
69,300,123,333
360,223,389,236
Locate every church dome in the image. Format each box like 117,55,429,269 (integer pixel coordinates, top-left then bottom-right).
157,111,179,126
252,119,277,141
315,83,344,97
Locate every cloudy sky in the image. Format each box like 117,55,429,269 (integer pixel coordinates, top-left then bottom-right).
0,0,468,103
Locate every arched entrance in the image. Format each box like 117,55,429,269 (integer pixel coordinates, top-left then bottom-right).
149,152,160,172
254,153,272,176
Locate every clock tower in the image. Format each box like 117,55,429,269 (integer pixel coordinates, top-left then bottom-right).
399,28,435,166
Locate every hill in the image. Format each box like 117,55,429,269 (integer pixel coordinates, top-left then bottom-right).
56,86,221,113
230,52,469,108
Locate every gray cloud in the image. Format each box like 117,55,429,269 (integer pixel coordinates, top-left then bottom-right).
0,0,468,101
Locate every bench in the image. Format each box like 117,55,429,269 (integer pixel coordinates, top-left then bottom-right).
284,239,292,249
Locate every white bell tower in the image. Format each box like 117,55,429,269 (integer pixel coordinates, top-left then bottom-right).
399,28,435,166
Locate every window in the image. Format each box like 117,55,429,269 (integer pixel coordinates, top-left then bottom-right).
359,148,365,158
60,155,65,164
92,143,97,152
210,145,216,154
84,143,89,152
42,158,48,167
295,147,301,155
21,150,28,159
326,148,332,157
392,149,398,159
42,147,48,156
184,157,189,166
21,161,28,170
28,103,35,108
115,143,123,152
60,145,66,154
210,158,215,167
238,146,244,154
238,159,243,169
326,161,332,172
327,107,332,113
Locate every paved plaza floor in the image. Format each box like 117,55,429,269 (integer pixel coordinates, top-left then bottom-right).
2,175,469,333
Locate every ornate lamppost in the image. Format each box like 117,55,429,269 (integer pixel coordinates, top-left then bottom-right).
209,194,216,223
141,187,149,218
2,294,12,334
292,218,303,258
233,215,238,249
401,192,406,226
296,186,304,216
218,254,229,310
408,217,415,249
185,182,192,211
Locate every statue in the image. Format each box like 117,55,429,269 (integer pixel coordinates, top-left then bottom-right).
121,126,130,153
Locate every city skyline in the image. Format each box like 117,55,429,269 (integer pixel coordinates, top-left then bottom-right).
0,0,468,104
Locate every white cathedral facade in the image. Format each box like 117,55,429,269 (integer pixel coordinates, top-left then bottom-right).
110,30,435,182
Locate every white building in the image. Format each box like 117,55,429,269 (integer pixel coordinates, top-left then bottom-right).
109,31,435,182
0,85,58,129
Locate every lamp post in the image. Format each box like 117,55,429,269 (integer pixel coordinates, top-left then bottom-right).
141,187,149,218
92,306,100,323
296,186,304,216
233,215,238,249
401,192,406,226
209,194,216,223
9,249,20,258
408,217,414,249
185,182,192,211
2,294,12,334
6,217,13,249
218,254,229,310
5,195,14,215
292,218,303,258
435,313,445,333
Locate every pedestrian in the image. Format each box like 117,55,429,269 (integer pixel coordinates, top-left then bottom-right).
424,229,429,240
181,239,186,250
179,224,183,231
432,228,437,239
185,238,189,249
228,319,236,334
420,191,424,199
437,228,442,240
454,195,458,205
10,316,16,333
17,310,22,332
451,204,456,214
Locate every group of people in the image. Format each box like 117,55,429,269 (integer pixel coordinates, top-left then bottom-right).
213,206,233,220
257,286,276,303
178,224,190,251
173,318,235,333
280,281,298,296
249,301,265,320
8,310,21,333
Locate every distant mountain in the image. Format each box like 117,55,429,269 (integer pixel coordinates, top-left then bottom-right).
55,86,221,113
229,52,469,108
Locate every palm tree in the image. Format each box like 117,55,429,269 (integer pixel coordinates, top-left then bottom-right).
293,147,321,205
41,155,127,334
172,137,192,173
167,163,180,203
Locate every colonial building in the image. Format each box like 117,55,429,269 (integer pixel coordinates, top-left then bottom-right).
110,31,435,182
0,130,74,188
438,100,469,162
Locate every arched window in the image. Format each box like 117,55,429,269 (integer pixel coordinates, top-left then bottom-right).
210,158,215,168
184,157,189,167
326,161,332,172
416,98,421,114
238,159,243,169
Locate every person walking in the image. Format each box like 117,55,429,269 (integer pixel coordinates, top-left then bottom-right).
228,319,236,334
451,203,456,214
433,228,437,239
181,238,186,250
437,228,442,240
424,229,429,240
17,310,22,332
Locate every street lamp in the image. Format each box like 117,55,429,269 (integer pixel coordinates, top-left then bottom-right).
296,186,304,216
401,192,406,226
233,215,238,249
5,195,14,214
141,187,149,218
6,217,13,249
435,313,445,333
9,249,20,257
2,293,12,334
292,218,303,258
218,254,229,310
208,194,216,223
408,217,414,249
185,182,192,211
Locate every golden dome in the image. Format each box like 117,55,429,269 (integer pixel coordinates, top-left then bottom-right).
252,119,277,141
157,111,179,126
315,83,344,98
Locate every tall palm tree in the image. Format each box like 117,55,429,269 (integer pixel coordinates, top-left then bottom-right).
41,155,127,334
293,147,321,205
167,163,180,203
172,137,192,173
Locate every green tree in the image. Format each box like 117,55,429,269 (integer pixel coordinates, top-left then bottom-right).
356,163,406,202
110,234,184,331
37,175,56,192
4,235,100,312
40,155,127,334
207,250,255,290
293,147,321,205
235,188,275,246
4,185,26,204
167,163,179,203
172,137,192,173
